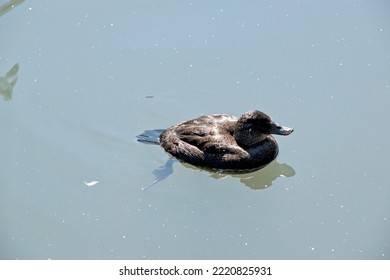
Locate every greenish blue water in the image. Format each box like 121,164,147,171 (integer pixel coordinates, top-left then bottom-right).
1,0,389,259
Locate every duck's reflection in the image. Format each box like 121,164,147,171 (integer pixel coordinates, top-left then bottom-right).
209,160,295,189
142,158,295,190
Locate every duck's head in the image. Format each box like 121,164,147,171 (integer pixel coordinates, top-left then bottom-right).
234,110,293,147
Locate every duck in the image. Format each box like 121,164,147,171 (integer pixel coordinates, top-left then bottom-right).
137,110,293,173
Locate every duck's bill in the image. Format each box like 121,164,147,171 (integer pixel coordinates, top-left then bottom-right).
271,124,294,135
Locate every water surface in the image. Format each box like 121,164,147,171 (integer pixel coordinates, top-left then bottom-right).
1,0,389,259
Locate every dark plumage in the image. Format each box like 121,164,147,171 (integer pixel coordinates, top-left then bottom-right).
137,110,293,173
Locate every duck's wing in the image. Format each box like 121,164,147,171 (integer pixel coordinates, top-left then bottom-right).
160,114,247,166
164,124,248,169
159,125,207,161
174,122,248,160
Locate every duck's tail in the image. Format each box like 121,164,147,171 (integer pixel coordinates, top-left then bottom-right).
136,129,164,145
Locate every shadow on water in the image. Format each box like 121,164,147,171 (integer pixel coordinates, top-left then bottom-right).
0,63,19,101
142,158,295,191
0,0,24,102
141,158,175,190
0,0,24,17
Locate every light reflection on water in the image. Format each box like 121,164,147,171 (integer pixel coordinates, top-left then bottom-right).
1,0,389,259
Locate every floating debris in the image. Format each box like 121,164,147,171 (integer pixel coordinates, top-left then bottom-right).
83,180,99,187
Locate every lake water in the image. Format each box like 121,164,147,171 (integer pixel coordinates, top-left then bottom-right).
1,0,389,259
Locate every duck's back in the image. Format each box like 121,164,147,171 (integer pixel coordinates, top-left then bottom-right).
159,114,278,172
